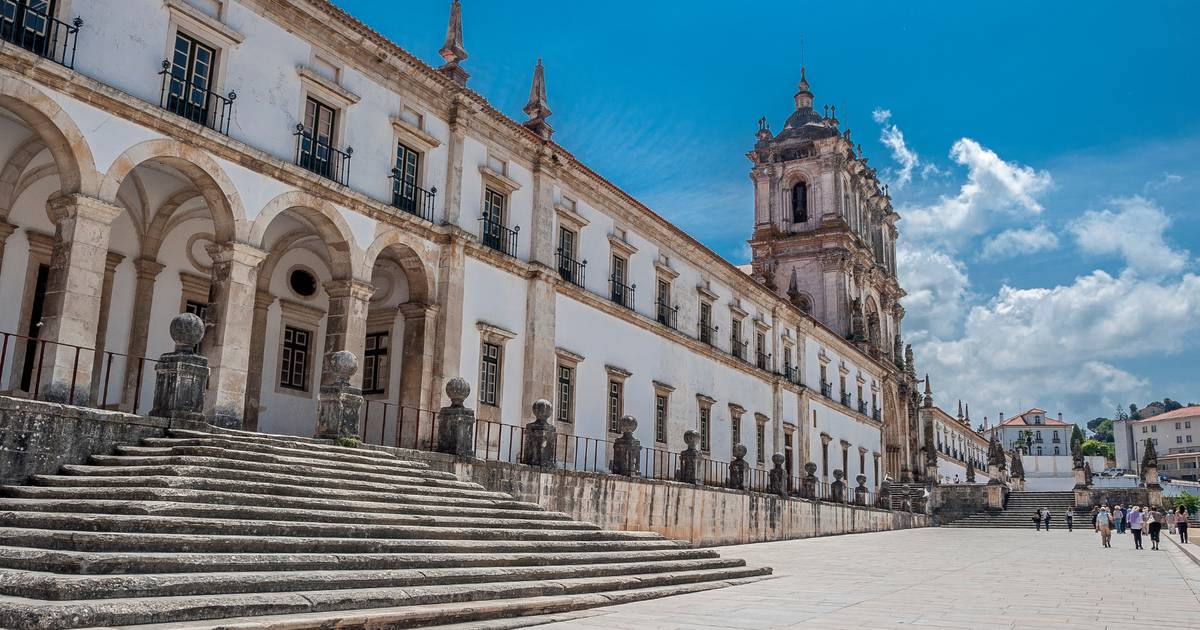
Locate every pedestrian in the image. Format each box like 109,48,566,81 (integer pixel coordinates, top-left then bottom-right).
1043,507,1051,531
1065,507,1074,532
1148,506,1165,551
954,474,961,484
1177,506,1190,544
1113,504,1125,534
1096,506,1113,548
1033,508,1042,531
1091,506,1099,531
1128,505,1144,550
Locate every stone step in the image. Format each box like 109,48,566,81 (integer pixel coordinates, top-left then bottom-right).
0,512,663,543
3,557,748,600
137,438,452,480
0,565,771,629
0,485,574,523
0,498,601,532
29,474,546,512
105,576,768,630
164,430,425,470
0,545,721,575
0,527,687,555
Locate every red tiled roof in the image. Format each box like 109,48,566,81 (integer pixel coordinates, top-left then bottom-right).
997,408,1069,427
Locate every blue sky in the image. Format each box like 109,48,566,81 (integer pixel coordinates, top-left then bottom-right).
335,1,1200,425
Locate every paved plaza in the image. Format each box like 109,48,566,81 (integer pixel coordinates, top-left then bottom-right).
510,527,1200,629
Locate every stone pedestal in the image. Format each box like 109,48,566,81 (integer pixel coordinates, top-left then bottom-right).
830,469,846,503
521,399,557,467
610,415,641,476
314,351,363,440
1074,488,1093,511
987,465,1004,486
855,474,868,505
801,461,818,499
728,444,748,490
435,377,475,457
986,483,1006,510
767,453,786,496
678,430,700,484
1145,464,1163,506
149,314,209,422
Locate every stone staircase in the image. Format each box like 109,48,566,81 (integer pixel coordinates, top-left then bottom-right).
0,427,770,629
943,490,1078,529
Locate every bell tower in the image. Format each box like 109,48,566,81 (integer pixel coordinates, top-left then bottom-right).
746,68,905,364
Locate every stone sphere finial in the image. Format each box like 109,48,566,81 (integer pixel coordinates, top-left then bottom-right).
856,474,868,486
804,461,818,475
618,415,637,435
170,312,205,351
445,377,470,406
772,452,785,466
683,429,700,449
532,399,552,423
732,443,748,459
328,351,358,383
833,469,845,481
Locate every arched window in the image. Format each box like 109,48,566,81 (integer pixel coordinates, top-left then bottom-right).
791,182,808,223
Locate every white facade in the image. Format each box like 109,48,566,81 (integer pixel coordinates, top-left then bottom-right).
1114,406,1200,479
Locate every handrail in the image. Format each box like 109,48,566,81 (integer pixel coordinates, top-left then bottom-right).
0,1,80,68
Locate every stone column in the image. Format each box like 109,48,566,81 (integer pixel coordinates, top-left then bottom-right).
728,444,748,490
678,430,701,484
430,236,465,408
520,269,556,416
119,257,165,412
436,377,476,457
202,242,267,428
400,302,439,449
855,474,868,505
37,194,122,404
611,415,641,476
87,251,125,406
315,351,364,440
242,289,275,431
150,313,209,422
0,220,16,276
442,101,468,226
321,279,374,388
521,399,557,467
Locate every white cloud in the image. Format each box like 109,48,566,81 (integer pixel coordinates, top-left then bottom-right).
872,108,892,124
1143,172,1183,193
897,245,970,340
979,224,1060,260
872,108,918,189
1068,196,1190,275
901,138,1052,245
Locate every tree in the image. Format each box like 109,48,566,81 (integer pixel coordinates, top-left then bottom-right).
1091,419,1115,443
1081,439,1114,460
1087,417,1109,431
1071,425,1086,448
1163,398,1184,412
1129,403,1141,420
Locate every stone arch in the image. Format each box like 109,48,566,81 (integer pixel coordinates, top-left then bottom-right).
0,134,47,213
360,229,437,305
249,190,357,281
99,139,244,244
0,74,99,197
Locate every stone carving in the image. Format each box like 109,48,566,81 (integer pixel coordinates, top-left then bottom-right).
436,377,476,457
854,473,868,505
904,344,915,378
830,469,846,502
150,313,209,422
801,461,818,498
849,297,866,342
1141,437,1158,471
965,457,976,483
315,350,363,440
521,399,557,467
610,415,641,476
1009,449,1025,480
678,430,701,484
1071,430,1084,469
767,453,786,496
1083,461,1094,486
893,336,904,369
728,443,748,490
986,435,1006,486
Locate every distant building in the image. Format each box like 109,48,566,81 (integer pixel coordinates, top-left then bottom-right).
1114,406,1200,481
984,408,1072,456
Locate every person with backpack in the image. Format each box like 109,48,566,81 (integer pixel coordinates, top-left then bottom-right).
1033,508,1043,531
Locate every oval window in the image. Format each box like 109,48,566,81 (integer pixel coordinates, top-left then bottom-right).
289,269,318,297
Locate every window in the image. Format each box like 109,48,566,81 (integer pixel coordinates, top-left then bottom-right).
731,319,744,359
607,379,623,433
783,348,792,372
166,32,216,124
1036,446,1043,455
731,413,741,448
699,403,711,452
299,96,338,178
362,331,388,395
699,301,714,344
1054,447,1060,455
1187,421,1192,429
392,142,429,218
654,394,668,443
1188,435,1194,443
756,422,766,464
1178,436,1184,444
279,326,312,391
556,365,574,423
183,299,208,353
559,226,576,258
820,364,828,385
610,255,631,308
1143,426,1148,433
791,182,808,223
1,0,58,59
1152,425,1157,433
483,187,507,225
479,341,501,406
655,278,674,328
755,331,767,369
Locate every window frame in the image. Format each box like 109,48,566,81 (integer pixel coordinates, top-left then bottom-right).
361,330,389,396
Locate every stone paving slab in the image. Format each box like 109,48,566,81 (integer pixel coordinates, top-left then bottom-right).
503,527,1200,629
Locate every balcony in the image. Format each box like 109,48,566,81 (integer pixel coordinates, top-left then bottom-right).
480,216,519,257
858,400,868,415
556,249,586,287
655,301,678,330
610,276,635,310
158,61,235,134
390,174,436,222
755,351,771,371
872,407,881,422
698,323,718,346
783,365,801,386
1,1,80,68
840,392,852,408
820,381,832,399
294,126,352,186
731,339,747,361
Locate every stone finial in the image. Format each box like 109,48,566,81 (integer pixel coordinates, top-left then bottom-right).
521,399,557,467
733,443,748,460
794,67,814,110
922,373,933,408
830,469,846,503
522,59,553,140
728,444,748,490
800,461,818,498
611,414,641,476
683,429,701,449
767,452,787,496
532,398,552,423
436,377,475,457
169,312,205,353
854,473,869,505
327,350,357,386
315,351,363,440
445,377,470,407
755,116,771,141
679,430,702,485
829,104,838,126
438,0,469,85
617,414,637,435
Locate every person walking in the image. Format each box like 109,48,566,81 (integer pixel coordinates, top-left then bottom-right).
1177,506,1190,544
1128,505,1144,550
1065,507,1074,532
1033,508,1043,531
1096,506,1113,548
1148,506,1166,550
1113,505,1125,534
1043,507,1052,531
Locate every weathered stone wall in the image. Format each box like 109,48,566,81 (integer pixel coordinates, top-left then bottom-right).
1082,487,1152,509
0,395,203,485
403,450,930,547
930,484,991,524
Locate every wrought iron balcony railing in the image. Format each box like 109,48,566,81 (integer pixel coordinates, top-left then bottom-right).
480,216,519,257
655,301,678,330
783,365,802,386
756,351,771,371
698,323,718,346
841,392,852,408
389,173,436,222
820,381,832,399
556,248,586,287
731,339,747,361
610,276,636,310
294,125,352,185
858,400,868,415
872,407,881,422
159,61,235,134
1,1,80,68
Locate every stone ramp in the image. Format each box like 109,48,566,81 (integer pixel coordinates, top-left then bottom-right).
0,427,770,629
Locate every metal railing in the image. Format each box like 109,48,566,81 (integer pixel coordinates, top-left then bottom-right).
755,351,771,371
609,277,635,310
294,125,352,185
872,407,881,422
655,301,678,330
698,323,718,346
782,365,802,386
480,216,519,257
820,381,832,399
858,400,868,415
0,1,80,68
390,175,436,222
556,249,585,287
158,61,235,134
840,392,852,408
731,339,747,361
0,330,157,413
